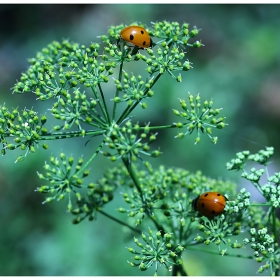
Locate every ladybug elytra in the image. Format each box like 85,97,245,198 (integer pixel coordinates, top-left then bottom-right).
192,191,227,219
120,25,153,49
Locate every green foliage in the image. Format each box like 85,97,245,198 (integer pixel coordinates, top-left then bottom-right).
127,229,185,276
0,106,48,161
226,147,280,275
173,94,226,144
1,20,279,276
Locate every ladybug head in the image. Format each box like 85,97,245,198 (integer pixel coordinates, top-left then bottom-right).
192,196,199,211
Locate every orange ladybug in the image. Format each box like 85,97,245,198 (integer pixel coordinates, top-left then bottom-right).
120,26,153,49
192,192,227,219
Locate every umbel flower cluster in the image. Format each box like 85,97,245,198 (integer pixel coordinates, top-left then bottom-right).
1,20,279,276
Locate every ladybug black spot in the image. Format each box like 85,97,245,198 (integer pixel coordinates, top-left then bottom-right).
143,41,146,46
217,193,221,196
204,193,209,197
130,34,134,41
141,30,144,34
201,202,205,208
211,210,216,215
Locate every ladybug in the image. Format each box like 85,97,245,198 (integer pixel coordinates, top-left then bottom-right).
192,192,227,219
120,26,153,49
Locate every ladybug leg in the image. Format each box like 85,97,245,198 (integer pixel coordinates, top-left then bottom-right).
130,46,141,55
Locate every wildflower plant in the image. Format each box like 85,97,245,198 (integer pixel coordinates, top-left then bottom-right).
1,20,279,276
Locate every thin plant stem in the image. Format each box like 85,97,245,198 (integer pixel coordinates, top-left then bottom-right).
116,72,162,124
91,84,109,124
272,208,278,248
172,260,188,276
186,246,254,259
75,138,106,176
250,203,271,207
112,60,124,120
122,157,144,200
39,129,105,140
98,209,142,234
98,83,111,125
122,157,166,234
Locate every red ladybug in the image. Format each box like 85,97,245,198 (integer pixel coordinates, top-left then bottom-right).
192,192,227,219
120,26,153,49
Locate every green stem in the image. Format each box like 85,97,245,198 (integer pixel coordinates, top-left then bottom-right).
84,106,107,126
112,60,124,120
91,84,109,124
75,138,105,176
137,123,177,131
122,157,165,234
265,164,270,179
272,208,278,248
98,83,111,125
250,203,271,206
39,129,105,140
172,259,188,276
186,246,254,259
117,121,207,132
122,157,144,200
182,218,193,244
179,223,183,243
252,182,264,196
116,72,163,124
98,209,142,234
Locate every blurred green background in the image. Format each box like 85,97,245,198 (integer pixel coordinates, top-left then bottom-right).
0,4,280,276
